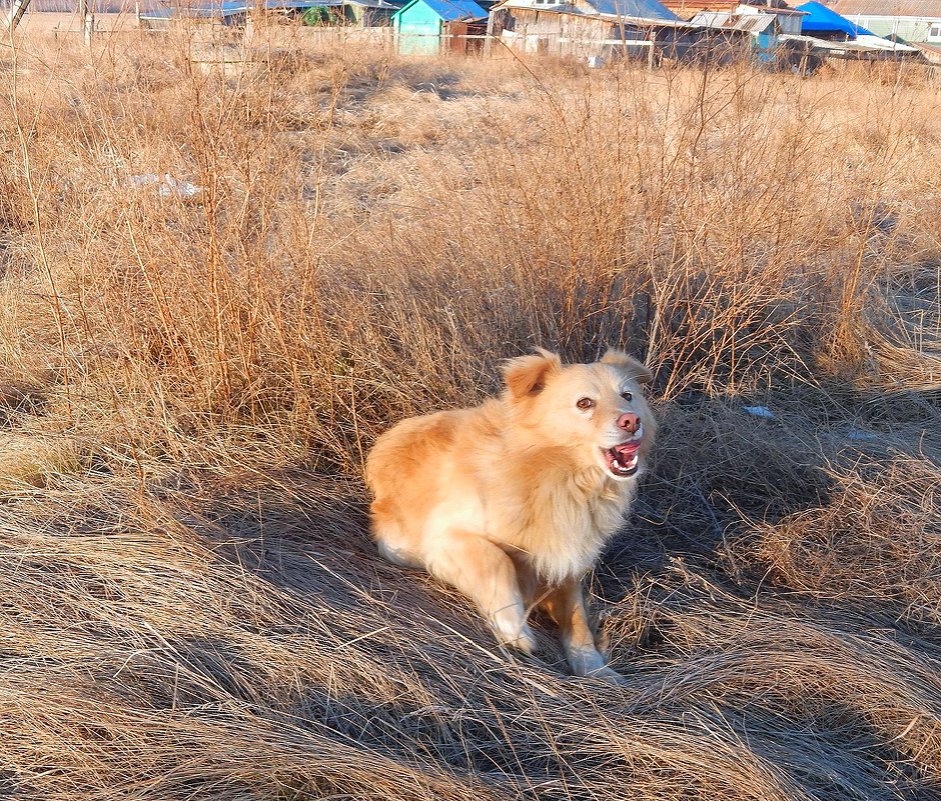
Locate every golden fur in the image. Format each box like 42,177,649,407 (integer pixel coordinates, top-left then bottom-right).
365,349,656,679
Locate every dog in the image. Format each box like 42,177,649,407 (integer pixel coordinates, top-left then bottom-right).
365,348,655,679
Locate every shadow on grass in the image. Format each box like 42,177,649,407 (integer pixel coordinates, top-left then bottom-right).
163,384,941,799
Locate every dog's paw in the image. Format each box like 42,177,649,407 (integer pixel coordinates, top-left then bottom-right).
491,610,537,654
567,647,624,682
585,665,626,684
493,623,537,654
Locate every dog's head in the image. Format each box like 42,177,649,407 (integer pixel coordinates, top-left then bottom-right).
502,348,656,481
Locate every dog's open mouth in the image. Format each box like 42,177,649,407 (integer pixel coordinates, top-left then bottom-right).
602,442,641,478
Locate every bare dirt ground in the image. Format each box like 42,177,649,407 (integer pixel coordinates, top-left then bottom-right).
0,25,941,800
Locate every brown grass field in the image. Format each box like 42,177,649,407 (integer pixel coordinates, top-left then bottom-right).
1,22,941,799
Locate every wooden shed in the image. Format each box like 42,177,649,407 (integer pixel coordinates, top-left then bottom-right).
487,0,702,62
393,0,487,54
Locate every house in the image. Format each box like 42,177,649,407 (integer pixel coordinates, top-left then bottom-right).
691,4,803,61
830,0,941,43
787,0,919,59
393,0,487,55
487,0,703,62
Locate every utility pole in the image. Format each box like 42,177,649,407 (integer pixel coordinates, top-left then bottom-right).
80,0,94,46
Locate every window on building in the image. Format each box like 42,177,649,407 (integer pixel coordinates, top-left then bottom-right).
929,22,941,41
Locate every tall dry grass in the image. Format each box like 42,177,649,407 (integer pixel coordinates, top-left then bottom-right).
0,23,940,800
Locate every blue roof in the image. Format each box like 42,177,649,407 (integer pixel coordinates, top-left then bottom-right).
795,1,871,35
393,0,485,19
586,0,678,20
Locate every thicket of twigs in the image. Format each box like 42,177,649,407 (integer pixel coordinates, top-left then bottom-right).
0,25,940,799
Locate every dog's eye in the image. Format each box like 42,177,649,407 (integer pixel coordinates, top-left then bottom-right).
621,391,633,402
576,397,595,410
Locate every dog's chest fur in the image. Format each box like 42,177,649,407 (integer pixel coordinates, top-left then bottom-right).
485,458,635,584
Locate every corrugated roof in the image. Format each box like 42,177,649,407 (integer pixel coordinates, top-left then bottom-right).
584,0,680,20
661,0,736,21
831,0,941,18
490,0,691,22
393,0,484,19
796,1,869,33
692,8,775,29
782,29,917,47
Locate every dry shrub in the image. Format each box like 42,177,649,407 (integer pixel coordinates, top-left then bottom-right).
0,22,940,801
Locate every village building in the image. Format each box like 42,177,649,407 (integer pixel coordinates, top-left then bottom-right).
830,0,941,62
393,0,487,55
830,0,941,42
486,0,706,62
788,0,919,59
690,3,803,63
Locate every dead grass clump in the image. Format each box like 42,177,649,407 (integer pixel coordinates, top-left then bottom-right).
724,453,941,632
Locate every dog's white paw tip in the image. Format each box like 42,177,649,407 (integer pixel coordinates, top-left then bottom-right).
493,617,537,654
588,666,626,684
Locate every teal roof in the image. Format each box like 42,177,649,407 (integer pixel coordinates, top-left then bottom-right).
392,0,485,19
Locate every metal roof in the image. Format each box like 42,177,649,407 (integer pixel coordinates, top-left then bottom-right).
584,0,679,19
692,8,775,30
392,0,485,19
490,0,690,23
853,31,917,47
782,30,917,48
831,0,941,18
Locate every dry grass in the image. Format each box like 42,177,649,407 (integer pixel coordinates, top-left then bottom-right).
0,23,941,799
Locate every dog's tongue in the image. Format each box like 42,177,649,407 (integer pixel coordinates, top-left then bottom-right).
613,442,640,460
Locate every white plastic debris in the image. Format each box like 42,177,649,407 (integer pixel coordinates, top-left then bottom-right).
128,173,205,200
743,406,774,419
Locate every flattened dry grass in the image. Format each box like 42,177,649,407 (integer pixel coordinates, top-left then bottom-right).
0,25,941,800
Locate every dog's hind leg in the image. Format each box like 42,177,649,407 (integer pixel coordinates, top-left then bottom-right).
425,529,537,654
541,576,621,681
371,501,424,569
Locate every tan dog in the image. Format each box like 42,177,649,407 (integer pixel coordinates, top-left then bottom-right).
365,349,656,679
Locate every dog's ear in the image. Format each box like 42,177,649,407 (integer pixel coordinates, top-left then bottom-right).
503,349,562,401
601,348,653,385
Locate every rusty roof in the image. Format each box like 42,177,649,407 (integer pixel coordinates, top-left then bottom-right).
831,0,941,17
662,0,738,21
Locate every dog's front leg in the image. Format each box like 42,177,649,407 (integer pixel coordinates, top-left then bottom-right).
425,529,537,653
541,576,621,681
